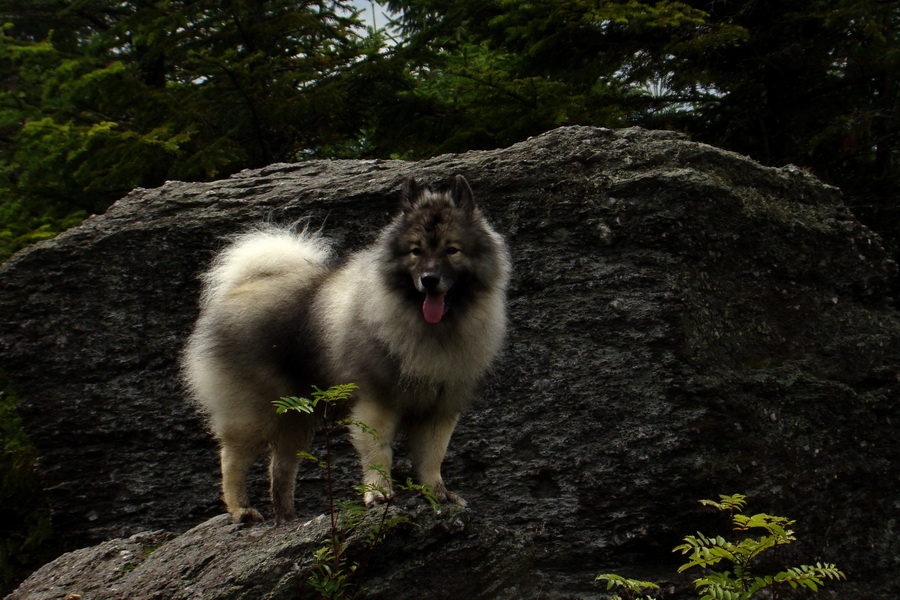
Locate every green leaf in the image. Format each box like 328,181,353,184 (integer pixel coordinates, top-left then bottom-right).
699,493,747,513
274,383,358,414
272,395,315,414
595,573,660,594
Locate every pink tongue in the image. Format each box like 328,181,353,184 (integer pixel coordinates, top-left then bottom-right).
422,293,445,323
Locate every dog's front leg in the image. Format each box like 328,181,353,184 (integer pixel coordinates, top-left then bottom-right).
407,411,466,507
349,398,400,506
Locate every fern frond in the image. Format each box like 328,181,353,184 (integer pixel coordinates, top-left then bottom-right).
696,588,746,600
667,495,844,600
311,383,358,404
746,575,775,595
774,563,846,591
674,532,729,553
339,417,380,439
275,383,359,414
396,477,440,512
273,395,316,414
732,512,796,540
699,494,747,513
675,532,738,572
595,573,660,595
677,547,738,572
693,572,747,600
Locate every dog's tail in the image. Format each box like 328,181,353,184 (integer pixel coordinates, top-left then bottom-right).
199,225,332,308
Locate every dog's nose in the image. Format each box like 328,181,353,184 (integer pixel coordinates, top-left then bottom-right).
420,274,441,290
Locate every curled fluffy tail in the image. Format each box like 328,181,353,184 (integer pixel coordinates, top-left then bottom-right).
199,225,332,308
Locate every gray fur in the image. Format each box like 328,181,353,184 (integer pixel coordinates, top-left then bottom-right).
182,175,511,522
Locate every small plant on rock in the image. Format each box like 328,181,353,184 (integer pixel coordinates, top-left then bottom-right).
595,573,660,600
275,384,437,600
596,493,845,600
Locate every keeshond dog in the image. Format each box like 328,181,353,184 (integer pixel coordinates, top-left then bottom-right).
183,175,511,523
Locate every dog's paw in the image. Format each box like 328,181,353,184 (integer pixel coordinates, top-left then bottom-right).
431,483,467,508
273,509,297,525
231,507,264,524
364,489,395,508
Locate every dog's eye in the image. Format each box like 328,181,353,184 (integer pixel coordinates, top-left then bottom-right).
410,247,422,256
446,246,460,255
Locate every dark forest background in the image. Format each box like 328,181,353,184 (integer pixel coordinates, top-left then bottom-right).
0,0,898,261
1,0,898,593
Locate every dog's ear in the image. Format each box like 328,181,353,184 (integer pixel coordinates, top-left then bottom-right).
450,175,475,213
401,177,421,212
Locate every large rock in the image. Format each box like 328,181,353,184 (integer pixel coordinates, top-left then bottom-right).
7,505,537,600
2,126,897,598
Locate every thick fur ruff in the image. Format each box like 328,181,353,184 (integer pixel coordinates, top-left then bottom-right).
182,175,511,522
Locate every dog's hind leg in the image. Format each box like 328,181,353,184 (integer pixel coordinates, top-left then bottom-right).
407,411,466,507
269,412,316,523
349,398,400,507
221,440,265,523
269,449,301,523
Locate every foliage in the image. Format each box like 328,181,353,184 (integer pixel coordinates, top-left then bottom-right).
1,1,898,259
304,475,437,600
671,1,900,213
0,0,394,260
0,380,56,596
676,494,846,599
595,573,660,600
274,383,437,600
374,0,746,157
274,383,360,416
378,0,900,246
596,494,845,600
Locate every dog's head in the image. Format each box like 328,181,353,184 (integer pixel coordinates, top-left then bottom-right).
381,175,505,324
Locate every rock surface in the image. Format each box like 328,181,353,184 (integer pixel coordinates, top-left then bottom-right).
8,505,536,600
2,126,898,598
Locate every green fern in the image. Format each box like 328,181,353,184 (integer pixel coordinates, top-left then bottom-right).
274,383,438,599
273,383,358,414
595,573,660,600
596,494,845,600
675,494,845,599
699,493,747,513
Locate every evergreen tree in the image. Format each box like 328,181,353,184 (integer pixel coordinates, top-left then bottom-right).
373,0,745,157
1,1,897,258
375,0,899,244
0,0,388,258
671,0,900,245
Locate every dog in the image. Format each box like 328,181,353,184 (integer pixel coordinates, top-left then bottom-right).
182,175,511,523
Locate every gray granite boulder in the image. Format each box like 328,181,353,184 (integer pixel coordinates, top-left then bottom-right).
2,126,897,598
